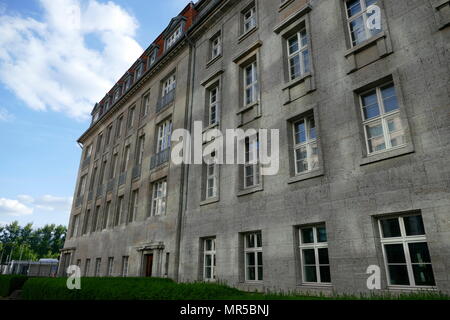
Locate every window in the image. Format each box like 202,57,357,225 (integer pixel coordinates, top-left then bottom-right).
102,201,111,230
136,135,145,166
210,33,221,60
293,115,318,175
142,94,150,117
345,0,381,47
121,256,129,277
162,74,176,97
76,259,81,267
207,85,220,126
128,106,136,129
93,112,99,123
129,189,139,223
125,76,132,91
379,214,435,287
244,136,260,189
156,120,173,153
135,63,143,81
91,205,101,232
110,153,118,179
166,24,183,49
205,152,218,199
96,133,103,154
71,215,80,238
106,124,113,145
89,166,97,193
299,225,331,284
82,209,90,235
84,259,91,277
287,29,310,80
94,258,101,277
149,49,157,67
107,257,114,276
242,5,257,34
84,144,93,160
151,179,167,216
244,232,263,282
99,158,107,187
77,174,88,198
121,145,130,173
114,88,121,101
360,82,405,155
203,238,216,281
116,115,124,138
243,61,258,106
114,196,124,226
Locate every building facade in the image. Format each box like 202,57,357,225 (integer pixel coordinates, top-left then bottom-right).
62,0,450,295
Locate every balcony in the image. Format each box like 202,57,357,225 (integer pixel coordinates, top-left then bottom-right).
81,156,91,169
156,88,176,113
118,172,127,186
150,149,170,170
132,165,141,180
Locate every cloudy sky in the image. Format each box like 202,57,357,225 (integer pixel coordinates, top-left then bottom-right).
0,0,190,228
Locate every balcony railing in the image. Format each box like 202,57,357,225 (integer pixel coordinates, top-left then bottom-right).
150,148,170,170
156,88,176,113
118,172,127,186
132,165,141,180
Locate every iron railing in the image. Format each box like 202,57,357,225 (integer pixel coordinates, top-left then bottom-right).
150,149,170,170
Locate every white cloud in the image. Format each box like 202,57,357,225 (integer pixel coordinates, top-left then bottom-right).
0,0,143,120
0,107,14,121
0,198,34,216
17,194,73,213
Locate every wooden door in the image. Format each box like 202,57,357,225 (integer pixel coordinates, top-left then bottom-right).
145,254,153,277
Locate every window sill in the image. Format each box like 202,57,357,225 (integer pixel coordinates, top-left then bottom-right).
282,73,315,105
387,285,437,291
360,144,414,166
288,169,324,184
202,122,220,134
206,54,222,68
282,72,312,91
344,32,386,57
200,197,220,206
298,283,333,288
237,185,263,197
238,26,258,44
236,101,259,115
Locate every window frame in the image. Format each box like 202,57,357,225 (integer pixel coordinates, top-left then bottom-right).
210,33,222,60
156,119,173,153
299,225,332,285
378,214,436,288
203,238,217,282
121,256,129,277
94,258,102,277
107,257,114,276
359,82,406,156
286,28,310,81
292,115,319,175
129,189,139,223
243,60,259,107
243,136,260,190
345,0,381,47
244,232,263,282
166,24,183,49
151,179,167,216
242,4,257,35
207,84,220,127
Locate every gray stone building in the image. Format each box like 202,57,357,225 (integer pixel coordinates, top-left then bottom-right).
61,0,450,295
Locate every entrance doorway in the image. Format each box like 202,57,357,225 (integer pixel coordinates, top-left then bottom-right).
144,254,153,277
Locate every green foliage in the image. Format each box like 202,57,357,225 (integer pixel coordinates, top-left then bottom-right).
0,275,29,297
0,221,67,263
21,277,449,300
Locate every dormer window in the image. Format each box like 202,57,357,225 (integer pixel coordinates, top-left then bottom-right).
149,49,158,68
125,76,132,91
114,88,121,101
166,24,183,49
93,112,99,123
135,63,143,81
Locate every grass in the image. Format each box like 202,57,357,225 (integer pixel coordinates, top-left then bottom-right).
19,277,450,300
0,275,29,297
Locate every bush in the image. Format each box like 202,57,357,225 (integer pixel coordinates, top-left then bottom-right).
21,277,246,300
0,275,29,297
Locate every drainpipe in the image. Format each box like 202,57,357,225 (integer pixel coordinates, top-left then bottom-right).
174,32,196,282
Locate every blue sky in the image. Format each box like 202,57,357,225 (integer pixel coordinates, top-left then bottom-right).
0,0,191,228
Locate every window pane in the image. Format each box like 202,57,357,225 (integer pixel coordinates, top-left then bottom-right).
258,266,263,281
205,254,212,267
247,266,256,281
246,234,255,248
288,36,299,54
388,265,410,285
301,228,314,244
380,218,401,238
294,121,306,144
385,244,406,264
304,266,317,282
320,266,331,283
362,91,380,119
412,264,436,286
318,248,329,265
302,50,310,74
289,55,301,80
408,243,431,264
246,252,255,266
295,147,308,173
300,29,308,47
256,233,262,248
366,123,386,152
317,226,327,242
303,249,316,265
349,16,366,45
346,0,362,17
257,252,263,266
308,117,316,140
365,0,377,6
404,215,425,236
